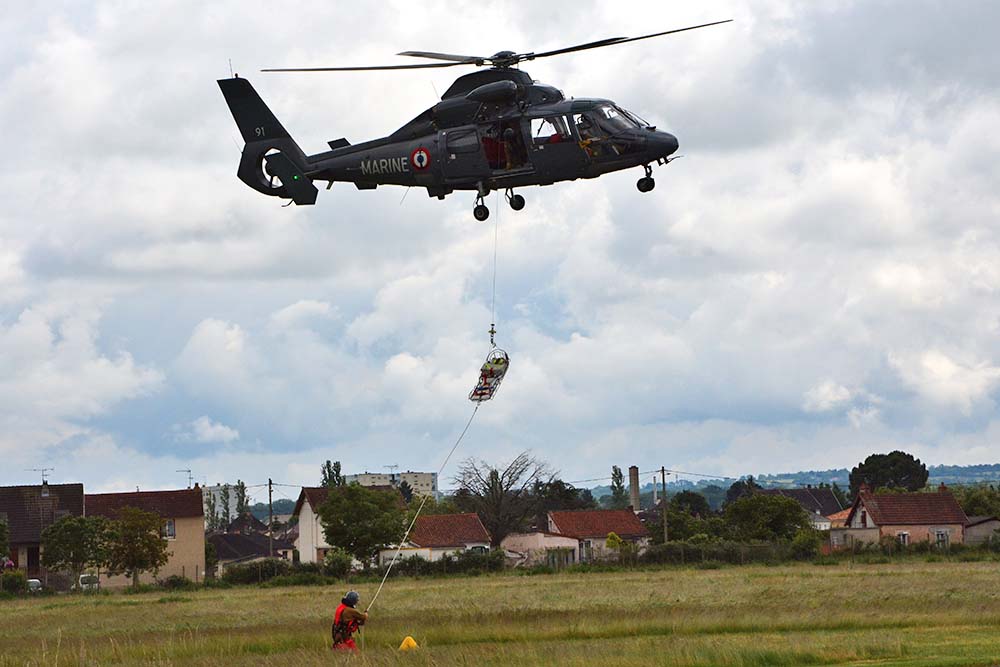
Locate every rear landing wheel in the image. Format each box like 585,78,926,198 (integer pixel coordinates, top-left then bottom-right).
509,194,525,211
474,204,490,221
637,177,655,193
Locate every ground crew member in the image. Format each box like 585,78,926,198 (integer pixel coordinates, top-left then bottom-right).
332,590,367,651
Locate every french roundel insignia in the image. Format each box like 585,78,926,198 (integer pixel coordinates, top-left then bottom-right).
410,147,431,170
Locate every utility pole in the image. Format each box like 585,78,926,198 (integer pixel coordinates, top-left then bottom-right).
661,467,669,544
268,478,274,558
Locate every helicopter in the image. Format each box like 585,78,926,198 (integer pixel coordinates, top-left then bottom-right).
218,20,731,221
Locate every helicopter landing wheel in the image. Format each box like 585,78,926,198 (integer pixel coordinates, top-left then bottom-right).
637,177,656,193
505,189,525,211
474,203,490,221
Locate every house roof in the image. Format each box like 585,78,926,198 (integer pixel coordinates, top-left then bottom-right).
293,485,405,518
966,515,1000,527
85,489,204,519
227,512,267,534
0,484,84,544
208,533,293,562
846,489,968,527
759,488,843,516
549,509,649,539
827,508,852,527
408,513,491,548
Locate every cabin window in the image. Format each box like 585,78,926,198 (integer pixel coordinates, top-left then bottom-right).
445,128,481,154
530,116,573,145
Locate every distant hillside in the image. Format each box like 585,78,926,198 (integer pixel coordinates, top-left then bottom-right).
249,498,295,521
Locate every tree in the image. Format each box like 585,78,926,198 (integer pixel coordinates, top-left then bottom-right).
220,484,232,527
724,494,810,541
725,476,760,506
454,452,552,546
670,490,711,517
318,484,405,565
849,451,929,496
398,481,414,504
321,460,344,488
41,516,109,587
608,466,629,509
828,482,849,508
205,541,218,579
105,507,171,589
234,480,249,517
205,492,219,533
0,519,8,560
952,485,1000,517
531,478,597,529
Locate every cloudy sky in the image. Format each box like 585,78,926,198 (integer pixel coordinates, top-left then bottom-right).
2,1,998,499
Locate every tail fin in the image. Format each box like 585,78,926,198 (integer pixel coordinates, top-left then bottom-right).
218,77,317,205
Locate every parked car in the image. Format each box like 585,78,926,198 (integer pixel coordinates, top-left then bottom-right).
27,578,42,593
72,573,100,592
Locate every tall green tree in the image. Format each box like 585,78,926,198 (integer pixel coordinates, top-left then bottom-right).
105,507,171,589
670,490,711,517
608,466,629,510
205,492,219,532
319,485,405,564
952,485,1000,517
849,451,928,496
234,480,249,517
398,481,414,504
220,484,232,527
321,460,344,487
531,478,597,529
0,519,9,560
454,452,552,546
41,516,109,587
725,476,760,506
724,494,810,541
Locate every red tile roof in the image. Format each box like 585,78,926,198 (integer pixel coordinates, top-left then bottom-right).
86,489,204,519
408,513,491,548
827,508,852,527
846,490,968,526
549,509,649,539
0,484,84,544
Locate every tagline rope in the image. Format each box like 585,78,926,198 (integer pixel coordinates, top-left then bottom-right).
365,403,480,613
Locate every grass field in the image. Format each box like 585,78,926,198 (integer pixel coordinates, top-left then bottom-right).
3,561,1000,666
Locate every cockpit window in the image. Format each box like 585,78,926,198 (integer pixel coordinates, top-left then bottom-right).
574,105,639,140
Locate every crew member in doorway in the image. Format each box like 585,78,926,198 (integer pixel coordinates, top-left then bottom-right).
332,590,368,651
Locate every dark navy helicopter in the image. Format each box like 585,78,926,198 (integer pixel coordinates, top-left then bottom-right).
219,20,730,220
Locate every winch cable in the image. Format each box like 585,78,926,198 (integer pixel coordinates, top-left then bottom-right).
366,403,480,613
366,188,502,615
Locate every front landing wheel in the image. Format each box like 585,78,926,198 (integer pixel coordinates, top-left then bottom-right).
474,204,490,221
637,177,656,193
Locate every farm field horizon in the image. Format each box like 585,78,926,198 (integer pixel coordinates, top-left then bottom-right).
3,561,1000,666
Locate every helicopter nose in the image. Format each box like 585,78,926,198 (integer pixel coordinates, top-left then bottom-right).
654,131,679,158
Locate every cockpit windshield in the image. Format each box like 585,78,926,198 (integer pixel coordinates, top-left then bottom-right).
594,105,639,133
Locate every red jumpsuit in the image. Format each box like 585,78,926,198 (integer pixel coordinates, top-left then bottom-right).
332,603,365,651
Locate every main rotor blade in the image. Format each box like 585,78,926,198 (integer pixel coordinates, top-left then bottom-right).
397,50,485,64
525,37,627,61
529,20,733,60
262,61,470,73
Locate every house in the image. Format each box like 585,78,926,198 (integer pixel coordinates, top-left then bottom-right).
85,488,206,586
830,484,968,550
227,512,267,535
292,487,333,564
379,513,490,565
501,531,580,567
759,487,844,530
965,516,1000,546
0,482,84,579
208,533,294,576
548,509,650,561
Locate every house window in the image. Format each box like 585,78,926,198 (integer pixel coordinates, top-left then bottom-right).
936,530,949,549
162,519,176,540
860,510,867,528
896,532,909,547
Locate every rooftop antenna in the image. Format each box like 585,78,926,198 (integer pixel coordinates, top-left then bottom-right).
385,464,400,482
176,469,194,488
26,468,54,484
229,58,234,78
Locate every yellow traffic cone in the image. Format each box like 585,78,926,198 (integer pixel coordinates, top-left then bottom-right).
399,636,419,651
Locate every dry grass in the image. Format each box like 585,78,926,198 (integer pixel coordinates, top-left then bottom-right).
3,561,1000,666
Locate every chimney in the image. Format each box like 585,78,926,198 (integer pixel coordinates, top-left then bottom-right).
652,476,658,507
938,482,948,493
40,481,50,498
628,465,640,512
859,482,870,493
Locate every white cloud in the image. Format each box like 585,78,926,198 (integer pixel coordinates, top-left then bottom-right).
803,381,852,413
177,416,241,445
891,350,1000,415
